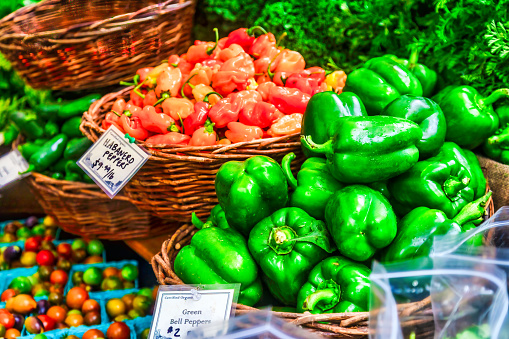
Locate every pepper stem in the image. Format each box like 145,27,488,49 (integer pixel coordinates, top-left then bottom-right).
203,91,223,103
19,164,34,175
453,191,492,226
407,48,420,71
191,212,205,229
247,26,268,36
268,226,297,255
443,176,470,199
281,153,298,190
180,73,197,100
483,88,509,107
302,288,340,313
488,131,509,146
111,110,121,117
300,135,332,155
206,28,219,55
154,92,170,107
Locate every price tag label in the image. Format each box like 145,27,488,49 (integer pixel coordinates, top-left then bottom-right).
77,125,149,198
148,284,239,339
0,150,30,189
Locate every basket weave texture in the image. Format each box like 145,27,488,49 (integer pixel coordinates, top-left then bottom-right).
151,191,494,338
0,0,196,91
81,87,305,223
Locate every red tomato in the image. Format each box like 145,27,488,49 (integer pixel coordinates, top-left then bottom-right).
56,243,72,259
106,322,131,339
5,328,20,338
1,289,17,302
36,250,55,266
66,287,89,310
50,270,69,286
46,306,67,323
0,311,15,329
37,315,56,331
83,328,105,339
24,236,42,252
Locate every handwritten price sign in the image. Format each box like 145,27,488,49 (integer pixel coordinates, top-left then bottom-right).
0,150,30,189
77,125,149,198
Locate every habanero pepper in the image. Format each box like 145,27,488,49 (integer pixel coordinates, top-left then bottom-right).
102,111,124,132
184,96,217,136
129,88,146,107
136,67,154,84
257,82,276,101
267,113,302,137
120,115,149,141
187,29,219,64
268,86,311,114
168,54,194,75
239,101,283,128
217,44,244,62
225,122,263,143
182,64,215,98
145,132,190,146
143,90,158,107
132,105,176,134
208,97,237,128
192,84,220,103
142,63,172,88
224,26,267,52
272,49,306,74
155,68,183,100
212,52,255,96
161,97,194,122
285,67,327,96
189,119,216,146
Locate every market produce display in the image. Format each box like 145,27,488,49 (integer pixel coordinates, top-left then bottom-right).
102,27,345,146
71,264,138,293
104,288,156,322
0,216,56,244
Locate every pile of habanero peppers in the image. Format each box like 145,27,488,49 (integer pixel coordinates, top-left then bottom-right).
171,54,494,312
13,94,101,182
103,27,346,146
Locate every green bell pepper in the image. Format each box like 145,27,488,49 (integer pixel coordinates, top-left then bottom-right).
10,111,45,140
301,91,367,158
385,52,437,97
432,86,509,149
367,181,391,200
61,116,84,138
383,192,491,263
445,146,487,200
301,116,422,184
484,123,509,165
282,153,344,220
388,142,478,218
325,185,397,262
174,214,263,306
343,56,423,115
215,155,288,237
248,207,336,306
380,94,446,159
495,104,509,127
63,137,92,160
296,256,371,313
57,94,101,120
191,204,229,230
24,134,68,173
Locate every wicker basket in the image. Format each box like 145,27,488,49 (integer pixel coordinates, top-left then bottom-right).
81,87,305,223
150,192,494,338
14,138,181,240
0,0,196,91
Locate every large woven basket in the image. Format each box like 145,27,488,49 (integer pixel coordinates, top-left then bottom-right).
81,87,305,223
150,191,494,338
0,0,196,91
13,138,180,240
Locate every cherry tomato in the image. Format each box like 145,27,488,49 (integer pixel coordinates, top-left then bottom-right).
102,267,120,279
56,243,72,259
107,322,131,339
106,299,126,319
66,287,89,309
83,255,103,264
38,266,53,281
6,294,37,314
121,294,135,311
36,250,55,266
120,264,138,282
87,240,104,256
64,314,84,327
24,316,43,334
83,311,101,326
37,315,56,331
5,328,20,338
82,299,100,314
24,236,42,252
47,306,67,323
83,267,103,286
50,270,69,286
1,289,17,302
0,310,15,329
83,329,105,339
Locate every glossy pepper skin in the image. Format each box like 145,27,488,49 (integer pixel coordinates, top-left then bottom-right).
484,123,509,165
57,94,101,119
296,256,371,313
282,153,344,220
380,95,446,159
383,192,491,263
343,56,423,115
192,205,229,230
432,86,509,149
10,111,45,140
325,185,397,262
61,117,83,138
215,156,288,236
388,142,477,218
63,137,92,160
25,134,68,173
301,91,367,158
301,116,422,184
248,207,335,306
174,217,262,306
384,53,437,97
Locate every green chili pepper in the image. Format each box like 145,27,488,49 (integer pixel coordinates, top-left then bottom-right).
51,172,64,180
18,142,42,160
35,102,65,121
296,256,371,313
44,120,60,138
10,111,45,140
64,172,82,182
24,134,68,173
64,137,92,160
57,94,101,119
248,207,336,306
1,124,19,146
282,153,344,220
50,158,68,173
65,159,82,174
61,116,84,138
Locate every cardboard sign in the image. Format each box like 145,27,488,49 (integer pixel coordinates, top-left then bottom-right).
0,150,30,189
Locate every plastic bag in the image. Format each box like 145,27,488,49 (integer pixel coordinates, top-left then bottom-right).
369,255,508,339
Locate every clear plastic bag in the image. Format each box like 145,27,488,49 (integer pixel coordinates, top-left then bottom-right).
369,256,508,339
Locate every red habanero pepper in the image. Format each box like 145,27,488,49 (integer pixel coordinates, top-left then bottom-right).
102,112,124,132
132,105,176,134
120,115,150,141
250,33,278,74
136,67,154,84
285,67,327,96
273,50,306,73
111,98,126,114
130,89,146,107
239,101,283,129
144,90,158,107
229,90,262,112
182,64,214,98
256,82,277,101
217,138,231,145
217,44,244,62
225,122,263,143
211,53,255,96
184,101,210,136
168,54,194,75
224,26,267,52
142,63,172,88
154,68,183,106
268,86,311,114
218,37,228,50
145,132,190,146
267,113,303,137
187,28,219,64
192,84,221,103
208,97,237,128
189,119,217,146
161,98,195,121
202,59,223,69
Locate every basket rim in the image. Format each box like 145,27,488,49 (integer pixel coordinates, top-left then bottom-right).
0,0,194,44
80,86,302,161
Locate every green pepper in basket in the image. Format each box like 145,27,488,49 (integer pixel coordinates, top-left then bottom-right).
484,123,509,165
10,111,45,140
383,192,491,263
174,214,262,306
23,134,68,173
301,91,367,158
61,116,84,138
57,94,101,120
380,95,446,159
191,205,229,230
64,137,92,160
432,86,508,149
343,56,423,115
1,124,18,145
215,155,288,237
35,102,64,121
296,256,371,313
301,116,422,184
388,142,481,218
282,153,343,220
384,52,437,97
325,185,397,262
248,207,336,306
